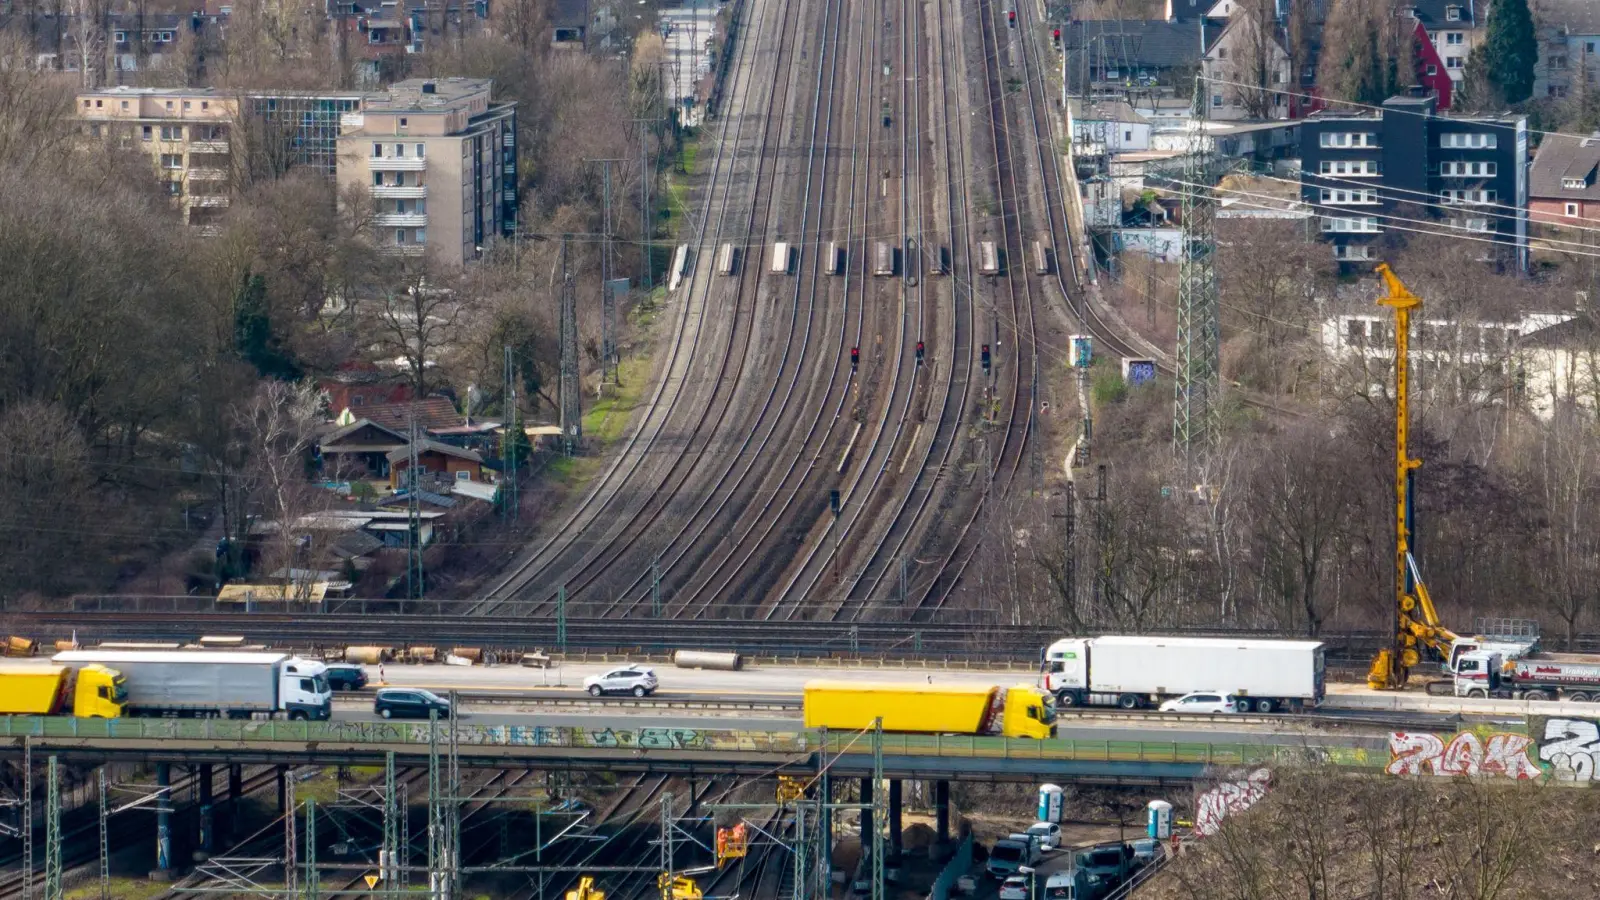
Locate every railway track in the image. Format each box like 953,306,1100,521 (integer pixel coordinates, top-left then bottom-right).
463,0,797,618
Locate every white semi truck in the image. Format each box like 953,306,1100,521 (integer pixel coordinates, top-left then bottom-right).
1041,636,1325,713
1455,650,1600,701
52,650,333,720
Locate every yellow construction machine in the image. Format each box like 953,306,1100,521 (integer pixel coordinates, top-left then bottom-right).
1366,265,1462,690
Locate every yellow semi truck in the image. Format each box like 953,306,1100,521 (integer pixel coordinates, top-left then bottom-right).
0,665,125,717
802,681,1056,739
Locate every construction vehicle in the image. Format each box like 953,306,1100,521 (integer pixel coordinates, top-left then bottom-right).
659,869,713,900
1365,266,1542,690
0,665,125,717
801,681,1056,738
567,876,605,900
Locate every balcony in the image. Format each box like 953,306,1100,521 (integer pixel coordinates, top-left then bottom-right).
370,155,427,171
374,212,429,227
188,167,228,181
189,140,230,154
372,184,429,199
382,245,427,256
187,195,230,208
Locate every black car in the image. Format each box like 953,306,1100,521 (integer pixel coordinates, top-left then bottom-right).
373,688,452,720
325,663,369,691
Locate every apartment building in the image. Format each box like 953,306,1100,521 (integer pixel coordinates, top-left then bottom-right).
335,78,518,266
76,87,238,228
1298,93,1527,269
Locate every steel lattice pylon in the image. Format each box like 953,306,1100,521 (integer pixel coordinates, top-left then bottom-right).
1173,74,1222,456
43,757,59,900
558,235,582,456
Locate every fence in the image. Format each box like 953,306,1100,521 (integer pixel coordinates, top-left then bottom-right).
928,833,974,900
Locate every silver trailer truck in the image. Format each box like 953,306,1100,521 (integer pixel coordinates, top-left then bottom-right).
52,650,333,720
1041,635,1325,713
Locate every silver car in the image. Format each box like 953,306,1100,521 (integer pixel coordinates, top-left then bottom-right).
584,666,659,698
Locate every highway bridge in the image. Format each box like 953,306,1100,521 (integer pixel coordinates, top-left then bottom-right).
0,716,1383,783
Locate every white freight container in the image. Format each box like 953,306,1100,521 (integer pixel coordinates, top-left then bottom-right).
1041,635,1325,712
53,650,332,720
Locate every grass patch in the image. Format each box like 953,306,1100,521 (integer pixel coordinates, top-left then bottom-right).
582,354,653,445
662,137,703,238
66,879,170,900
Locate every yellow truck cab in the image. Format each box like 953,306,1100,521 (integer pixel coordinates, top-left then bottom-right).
0,664,125,717
1000,684,1057,739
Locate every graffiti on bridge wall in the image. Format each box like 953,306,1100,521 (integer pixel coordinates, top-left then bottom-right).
305,720,720,751
1194,768,1271,836
1385,728,1542,779
1533,717,1600,783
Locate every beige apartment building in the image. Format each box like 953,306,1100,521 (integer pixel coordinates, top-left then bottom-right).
75,78,518,264
336,78,519,267
76,87,239,228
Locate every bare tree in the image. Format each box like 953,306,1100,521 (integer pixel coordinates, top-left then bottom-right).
1317,0,1415,107
232,380,332,598
1525,408,1600,648
366,258,471,398
1223,0,1288,119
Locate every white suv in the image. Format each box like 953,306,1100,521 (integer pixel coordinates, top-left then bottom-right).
584,666,659,698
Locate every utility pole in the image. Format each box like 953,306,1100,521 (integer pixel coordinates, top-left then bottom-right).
406,404,424,605
502,345,520,523
1172,73,1222,458
558,234,582,456
629,117,666,290
590,158,629,384
43,757,58,900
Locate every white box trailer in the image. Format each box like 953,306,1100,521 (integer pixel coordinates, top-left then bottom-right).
1041,635,1325,713
52,650,333,720
770,242,792,274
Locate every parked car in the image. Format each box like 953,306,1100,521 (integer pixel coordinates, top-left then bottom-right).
373,688,451,720
1045,869,1105,900
325,663,369,691
987,834,1041,878
1128,837,1160,868
584,667,659,698
1026,820,1062,851
998,874,1032,900
1158,691,1238,714
1075,843,1135,890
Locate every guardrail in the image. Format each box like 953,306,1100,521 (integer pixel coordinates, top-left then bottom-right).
0,717,1385,771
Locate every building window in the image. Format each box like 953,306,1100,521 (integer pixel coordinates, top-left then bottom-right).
1321,132,1381,148
415,228,426,243
1551,55,1569,70
1123,130,1132,141
415,198,426,213
372,142,383,157
1322,216,1380,233
201,101,208,110
1453,217,1492,233
395,144,405,157
1321,188,1379,205
1552,85,1571,98
1441,161,1496,177
396,229,407,244
113,31,125,42
1335,244,1374,261
1445,5,1460,21
1447,56,1463,69
1217,47,1227,59
142,125,152,141
120,100,128,110
1441,132,1497,149
399,117,408,128
165,100,173,110
1212,94,1224,108
1589,41,1597,53
1319,159,1381,177
1567,202,1580,217
1440,189,1496,204
160,153,183,169
160,125,182,140
416,144,425,158
1427,64,1437,76
165,181,181,196
374,172,384,186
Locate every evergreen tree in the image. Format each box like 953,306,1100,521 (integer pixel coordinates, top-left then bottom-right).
1480,0,1537,104
233,272,301,380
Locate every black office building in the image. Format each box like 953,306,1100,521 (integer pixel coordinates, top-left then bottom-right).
1298,94,1527,269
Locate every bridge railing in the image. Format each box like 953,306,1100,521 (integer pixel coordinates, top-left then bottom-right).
0,717,1383,770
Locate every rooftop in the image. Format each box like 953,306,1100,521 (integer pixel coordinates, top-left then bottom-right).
1529,132,1600,201
366,78,493,113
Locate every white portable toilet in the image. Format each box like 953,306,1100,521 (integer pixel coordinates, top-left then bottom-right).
1037,784,1063,824
1147,800,1173,839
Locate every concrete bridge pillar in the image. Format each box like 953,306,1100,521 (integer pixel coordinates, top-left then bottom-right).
196,764,214,859
152,762,173,878
888,780,902,857
276,766,288,814
228,759,243,839
935,780,950,844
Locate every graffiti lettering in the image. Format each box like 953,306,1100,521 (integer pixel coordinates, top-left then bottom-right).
1194,768,1270,837
1538,718,1600,783
638,728,703,750
1385,730,1541,779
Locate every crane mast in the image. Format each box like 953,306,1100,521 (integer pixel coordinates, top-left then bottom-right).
1368,264,1458,690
